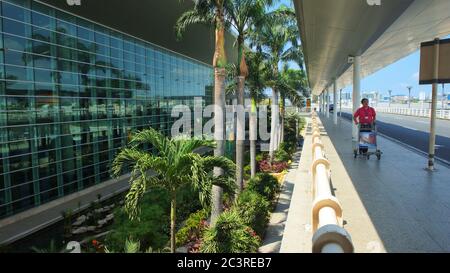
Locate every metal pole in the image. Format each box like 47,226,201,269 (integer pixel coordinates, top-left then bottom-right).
352,56,361,143
428,39,440,171
339,89,342,118
333,80,338,125
389,90,392,108
326,88,330,118
407,86,412,109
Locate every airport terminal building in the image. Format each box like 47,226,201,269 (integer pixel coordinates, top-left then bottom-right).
0,0,235,227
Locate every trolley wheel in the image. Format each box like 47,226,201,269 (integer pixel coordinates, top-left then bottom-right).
367,154,371,160
376,151,381,160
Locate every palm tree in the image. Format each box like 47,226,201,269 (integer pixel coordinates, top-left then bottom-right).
249,5,299,162
222,0,273,195
278,64,308,144
112,129,235,253
175,0,228,226
245,50,269,177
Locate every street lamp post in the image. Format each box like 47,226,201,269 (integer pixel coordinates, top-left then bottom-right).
388,90,392,108
407,86,412,108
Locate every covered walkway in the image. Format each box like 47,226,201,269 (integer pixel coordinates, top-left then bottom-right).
280,114,450,253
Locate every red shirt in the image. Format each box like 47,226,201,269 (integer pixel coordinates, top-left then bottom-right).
354,106,376,124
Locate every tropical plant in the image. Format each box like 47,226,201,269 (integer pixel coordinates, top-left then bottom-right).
246,173,280,201
175,0,229,226
274,147,291,162
236,190,271,237
176,209,209,252
245,50,269,178
30,240,67,253
104,190,170,253
258,159,289,173
223,0,275,195
112,128,235,253
200,209,260,253
104,238,170,253
278,65,309,142
249,5,301,162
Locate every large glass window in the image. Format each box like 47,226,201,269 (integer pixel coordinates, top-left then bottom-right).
0,0,213,219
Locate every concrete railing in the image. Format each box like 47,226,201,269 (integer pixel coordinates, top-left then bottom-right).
310,112,354,253
373,107,450,120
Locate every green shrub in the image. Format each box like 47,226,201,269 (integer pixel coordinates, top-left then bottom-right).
236,190,270,237
176,209,209,248
105,184,203,252
255,152,267,163
200,209,260,253
274,148,291,162
246,173,280,201
280,142,296,156
243,164,251,181
105,196,169,252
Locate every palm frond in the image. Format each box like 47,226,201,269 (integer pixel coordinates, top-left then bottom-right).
129,129,168,156
175,9,214,40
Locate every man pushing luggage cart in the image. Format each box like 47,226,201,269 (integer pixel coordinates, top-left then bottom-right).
353,98,382,160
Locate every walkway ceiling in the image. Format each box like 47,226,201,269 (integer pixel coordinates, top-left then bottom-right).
293,0,450,95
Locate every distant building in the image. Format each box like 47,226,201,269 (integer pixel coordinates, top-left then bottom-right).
391,95,409,103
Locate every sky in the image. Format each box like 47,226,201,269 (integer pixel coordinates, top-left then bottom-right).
340,49,448,99
277,0,449,99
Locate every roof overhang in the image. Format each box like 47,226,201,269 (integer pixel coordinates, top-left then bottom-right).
294,0,450,96
35,0,238,66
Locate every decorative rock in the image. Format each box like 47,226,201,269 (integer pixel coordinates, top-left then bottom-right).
72,227,88,235
66,241,81,253
176,246,188,253
106,214,114,221
95,208,104,214
98,219,108,226
73,215,87,226
86,226,96,232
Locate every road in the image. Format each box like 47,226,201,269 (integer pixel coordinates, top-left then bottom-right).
338,111,450,164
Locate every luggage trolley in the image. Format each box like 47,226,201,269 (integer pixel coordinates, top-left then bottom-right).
353,123,382,160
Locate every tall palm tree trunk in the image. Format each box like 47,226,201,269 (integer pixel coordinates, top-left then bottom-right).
280,94,286,145
269,89,279,163
170,192,177,253
211,5,227,226
250,98,257,178
235,39,248,194
236,76,245,195
212,68,226,226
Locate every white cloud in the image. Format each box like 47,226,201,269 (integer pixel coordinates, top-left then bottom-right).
412,72,420,80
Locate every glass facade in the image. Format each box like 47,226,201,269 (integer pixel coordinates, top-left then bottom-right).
0,0,213,218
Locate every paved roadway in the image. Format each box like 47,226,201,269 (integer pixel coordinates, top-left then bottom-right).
338,111,450,164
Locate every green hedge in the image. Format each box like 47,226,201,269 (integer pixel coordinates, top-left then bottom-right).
105,185,202,252
176,209,208,248
200,209,260,253
246,173,280,201
105,191,169,252
236,190,270,238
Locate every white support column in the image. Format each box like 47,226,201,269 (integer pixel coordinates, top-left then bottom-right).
322,91,326,112
428,39,440,171
352,56,361,144
326,88,330,118
333,80,338,125
321,93,325,114
339,89,342,118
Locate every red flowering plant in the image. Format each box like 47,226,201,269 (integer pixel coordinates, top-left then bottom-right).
91,239,105,253
175,210,209,253
258,160,288,173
